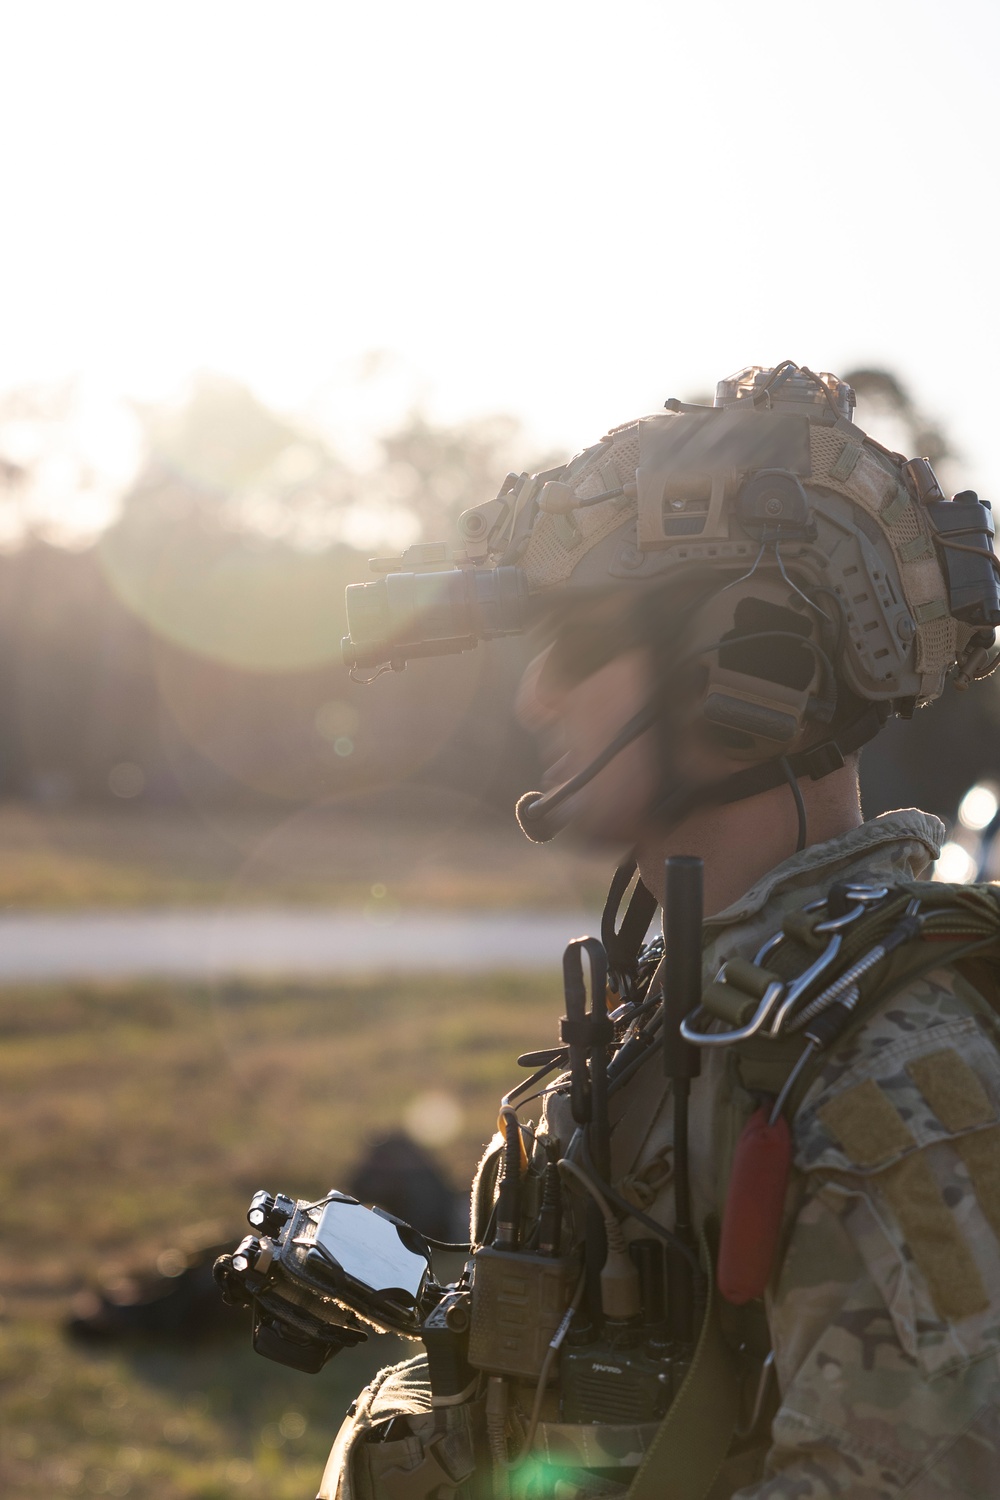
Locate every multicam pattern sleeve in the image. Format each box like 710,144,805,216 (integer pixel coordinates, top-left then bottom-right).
733,970,1000,1498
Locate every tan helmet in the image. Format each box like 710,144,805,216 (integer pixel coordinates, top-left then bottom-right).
447,362,1000,755
342,363,1000,827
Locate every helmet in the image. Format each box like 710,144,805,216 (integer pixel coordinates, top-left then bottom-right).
342,363,1000,835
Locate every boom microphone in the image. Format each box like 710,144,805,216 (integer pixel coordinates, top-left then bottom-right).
514,705,659,843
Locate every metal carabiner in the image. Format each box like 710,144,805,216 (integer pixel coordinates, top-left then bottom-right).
812,885,888,934
786,898,923,1035
767,931,845,1036
679,979,787,1048
843,883,891,902
679,885,896,1051
812,903,866,934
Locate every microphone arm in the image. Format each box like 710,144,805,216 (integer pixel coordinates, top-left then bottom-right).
515,703,659,842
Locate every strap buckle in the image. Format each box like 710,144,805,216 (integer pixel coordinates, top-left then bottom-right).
801,739,845,780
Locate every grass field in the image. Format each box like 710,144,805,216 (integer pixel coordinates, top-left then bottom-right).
0,800,610,911
0,973,563,1498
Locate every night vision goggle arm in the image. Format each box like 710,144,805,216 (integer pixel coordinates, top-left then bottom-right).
341,558,530,673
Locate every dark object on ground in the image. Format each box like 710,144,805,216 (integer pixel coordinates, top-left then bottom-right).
66,1220,246,1344
346,1130,465,1242
66,1135,463,1346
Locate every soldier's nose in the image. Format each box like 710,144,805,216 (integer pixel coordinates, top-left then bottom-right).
514,648,562,733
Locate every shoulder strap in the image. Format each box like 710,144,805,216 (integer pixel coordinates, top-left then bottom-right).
725,881,1000,1117
602,859,658,998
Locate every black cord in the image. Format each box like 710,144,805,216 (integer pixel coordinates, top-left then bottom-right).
575,486,626,508
502,1053,567,1109
798,365,851,423
779,755,808,852
520,628,837,839
576,1131,703,1276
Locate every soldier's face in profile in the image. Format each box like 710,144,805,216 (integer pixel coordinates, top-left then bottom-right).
515,629,660,846
514,586,755,847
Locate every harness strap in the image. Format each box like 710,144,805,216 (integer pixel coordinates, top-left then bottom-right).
626,1221,740,1500
602,859,658,997
651,703,888,829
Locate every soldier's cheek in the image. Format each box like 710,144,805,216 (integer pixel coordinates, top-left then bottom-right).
562,730,660,844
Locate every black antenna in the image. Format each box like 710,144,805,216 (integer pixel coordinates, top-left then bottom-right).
562,937,613,1319
662,856,703,1342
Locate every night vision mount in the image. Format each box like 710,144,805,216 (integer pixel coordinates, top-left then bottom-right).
341,540,530,674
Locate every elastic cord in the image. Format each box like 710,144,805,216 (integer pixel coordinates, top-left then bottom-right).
779,755,808,853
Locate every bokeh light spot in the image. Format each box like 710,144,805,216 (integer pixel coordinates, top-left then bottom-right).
958,782,999,831
316,699,361,741
108,762,144,798
279,1410,307,1440
934,841,978,884
403,1090,463,1148
155,1248,187,1278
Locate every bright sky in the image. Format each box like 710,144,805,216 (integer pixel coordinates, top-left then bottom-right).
1,0,998,517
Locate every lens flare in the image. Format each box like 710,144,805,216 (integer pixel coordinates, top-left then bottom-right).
933,841,978,885
958,782,999,832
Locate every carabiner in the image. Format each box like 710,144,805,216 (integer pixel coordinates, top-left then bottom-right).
679,979,786,1048
767,931,845,1035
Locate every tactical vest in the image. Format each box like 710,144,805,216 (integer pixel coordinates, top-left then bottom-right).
319,878,1000,1500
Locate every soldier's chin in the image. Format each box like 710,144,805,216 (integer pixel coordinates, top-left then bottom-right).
567,802,644,849
538,791,641,849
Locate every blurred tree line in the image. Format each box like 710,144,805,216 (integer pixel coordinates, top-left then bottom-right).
0,369,993,825
0,376,546,816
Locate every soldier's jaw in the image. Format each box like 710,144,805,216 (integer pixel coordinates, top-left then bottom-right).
531,652,660,845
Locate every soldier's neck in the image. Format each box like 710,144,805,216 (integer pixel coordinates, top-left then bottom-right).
635,763,863,919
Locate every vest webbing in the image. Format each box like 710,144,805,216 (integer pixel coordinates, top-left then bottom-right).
626,882,1000,1498
726,881,1000,1113
625,1220,741,1500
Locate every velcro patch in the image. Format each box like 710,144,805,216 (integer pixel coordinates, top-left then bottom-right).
817,1078,914,1167
880,486,912,527
899,535,933,562
817,1074,990,1322
956,1126,1000,1250
830,441,862,481
881,1152,989,1321
907,1049,995,1132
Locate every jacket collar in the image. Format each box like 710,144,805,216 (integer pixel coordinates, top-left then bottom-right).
702,808,945,941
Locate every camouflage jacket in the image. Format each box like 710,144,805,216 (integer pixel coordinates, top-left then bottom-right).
324,809,1000,1500
547,807,1000,1499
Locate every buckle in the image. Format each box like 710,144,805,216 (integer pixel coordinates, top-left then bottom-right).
801,739,845,780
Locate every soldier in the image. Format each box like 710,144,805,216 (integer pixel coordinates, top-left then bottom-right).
325,363,1000,1497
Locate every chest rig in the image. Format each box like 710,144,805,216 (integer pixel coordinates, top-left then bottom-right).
459,865,1000,1500
445,858,748,1500
323,866,1000,1500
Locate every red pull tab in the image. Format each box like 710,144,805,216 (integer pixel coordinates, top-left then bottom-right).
717,1105,792,1305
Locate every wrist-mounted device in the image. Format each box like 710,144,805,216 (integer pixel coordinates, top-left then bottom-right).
215,862,712,1462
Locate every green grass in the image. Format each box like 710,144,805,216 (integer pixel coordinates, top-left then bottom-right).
0,802,609,911
0,974,563,1498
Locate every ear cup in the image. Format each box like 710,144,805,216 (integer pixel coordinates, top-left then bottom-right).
685,577,828,762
